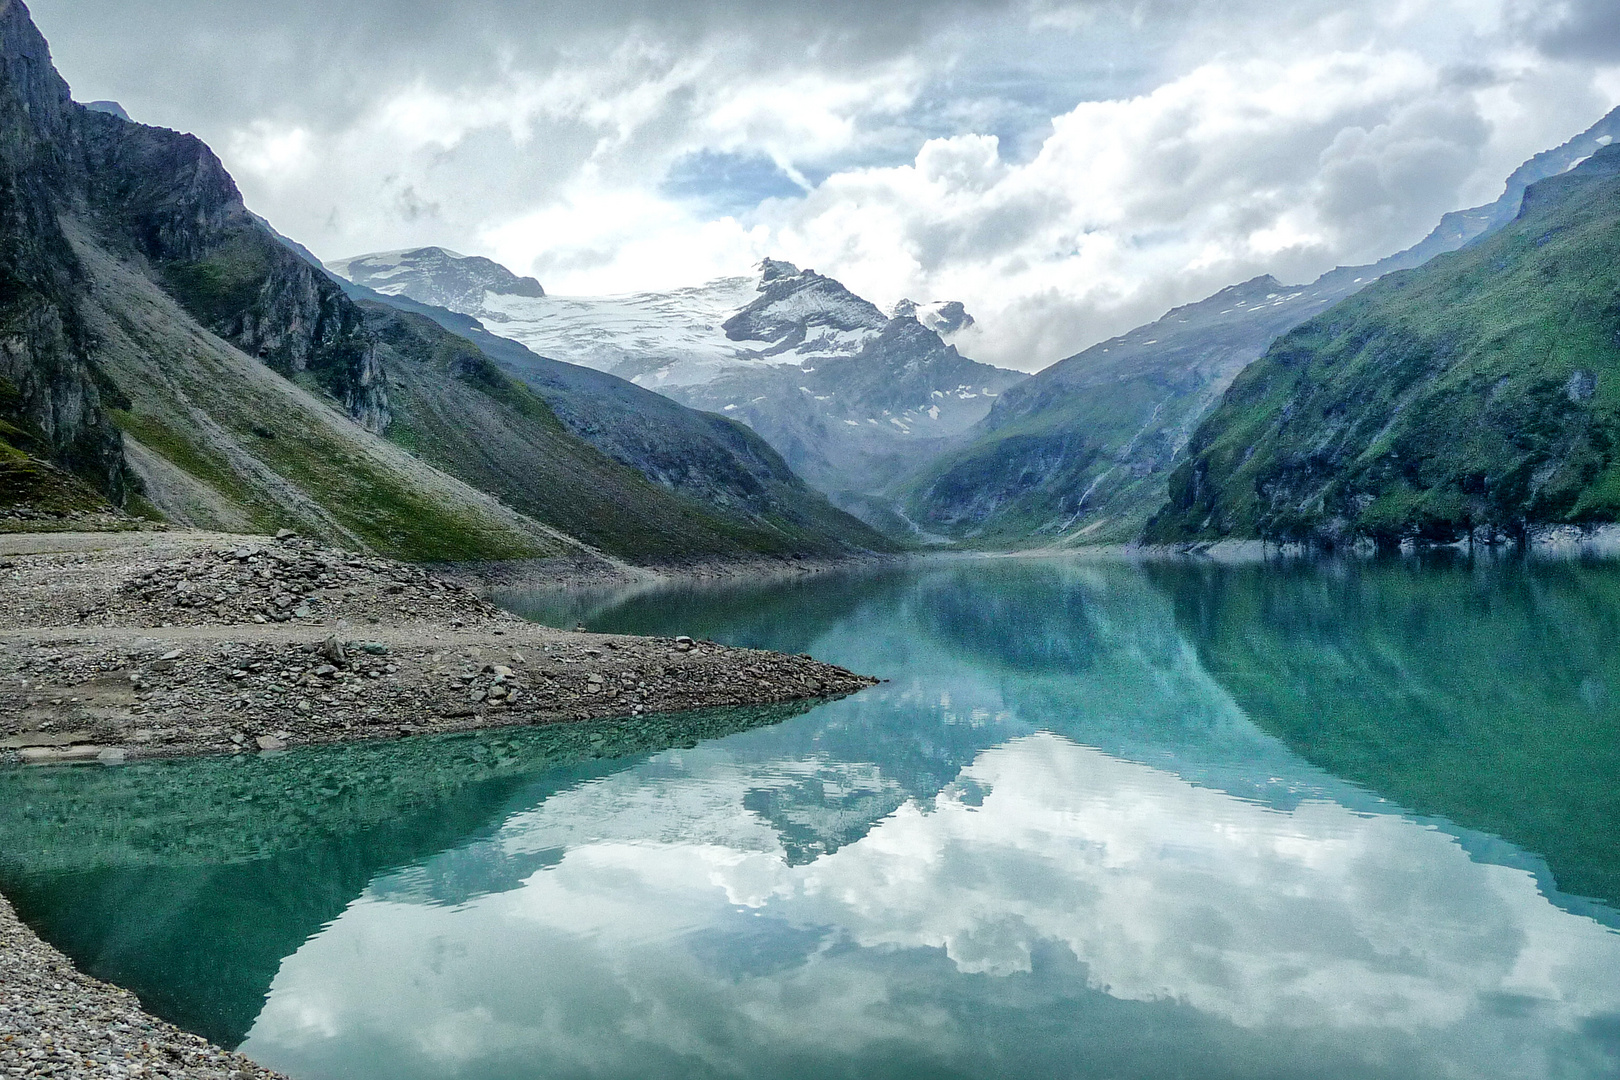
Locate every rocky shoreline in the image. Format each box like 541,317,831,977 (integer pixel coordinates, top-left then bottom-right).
1,893,290,1079
0,529,879,1077
0,530,877,765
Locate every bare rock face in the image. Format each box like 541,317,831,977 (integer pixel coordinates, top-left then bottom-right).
0,0,392,509
0,0,127,499
76,106,391,434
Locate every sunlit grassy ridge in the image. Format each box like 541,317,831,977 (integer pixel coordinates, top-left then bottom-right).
1150,144,1620,545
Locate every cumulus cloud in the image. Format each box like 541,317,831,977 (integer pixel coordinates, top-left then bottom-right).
760,47,1527,366
25,0,1620,370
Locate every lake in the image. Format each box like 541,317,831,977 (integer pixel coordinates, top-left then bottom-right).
3,553,1619,1079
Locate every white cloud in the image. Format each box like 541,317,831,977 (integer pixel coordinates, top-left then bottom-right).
756,45,1609,369
30,0,1620,371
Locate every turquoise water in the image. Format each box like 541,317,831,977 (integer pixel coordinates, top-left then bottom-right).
3,554,1619,1079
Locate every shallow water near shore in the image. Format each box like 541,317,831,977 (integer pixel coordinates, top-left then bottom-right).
4,553,1620,1079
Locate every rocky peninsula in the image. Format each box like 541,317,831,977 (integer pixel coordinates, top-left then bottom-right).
0,528,877,1078
0,530,875,765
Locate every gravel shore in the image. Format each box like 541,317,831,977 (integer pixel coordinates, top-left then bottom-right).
0,894,289,1079
0,530,876,764
0,529,879,1075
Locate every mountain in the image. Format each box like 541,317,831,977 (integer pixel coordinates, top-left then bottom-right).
893,298,975,336
329,252,1025,515
332,279,898,558
0,0,886,562
1146,143,1620,548
329,247,545,310
896,106,1620,547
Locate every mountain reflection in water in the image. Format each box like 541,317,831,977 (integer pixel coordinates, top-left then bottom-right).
1,555,1617,1080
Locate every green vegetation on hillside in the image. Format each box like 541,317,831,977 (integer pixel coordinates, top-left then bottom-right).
77,237,560,561
1150,145,1620,546
159,233,273,328
895,276,1345,548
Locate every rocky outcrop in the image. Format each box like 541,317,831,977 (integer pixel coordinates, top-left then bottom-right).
893,298,975,336
722,261,889,354
75,107,389,433
0,0,126,497
0,0,391,514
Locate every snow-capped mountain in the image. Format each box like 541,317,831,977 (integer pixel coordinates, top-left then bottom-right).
471,257,942,389
893,298,975,336
328,247,545,313
328,253,1025,510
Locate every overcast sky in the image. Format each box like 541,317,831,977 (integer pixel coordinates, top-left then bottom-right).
28,0,1620,370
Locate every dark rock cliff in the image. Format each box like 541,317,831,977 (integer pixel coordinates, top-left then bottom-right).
0,0,124,498
0,0,387,510
73,108,388,432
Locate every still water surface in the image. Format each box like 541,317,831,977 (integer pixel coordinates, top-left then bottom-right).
3,554,1619,1079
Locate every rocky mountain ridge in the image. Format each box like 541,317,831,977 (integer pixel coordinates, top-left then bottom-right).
328,247,545,312
330,252,1023,517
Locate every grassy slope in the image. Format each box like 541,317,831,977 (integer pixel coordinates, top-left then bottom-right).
344,285,898,559
68,222,574,562
1149,145,1620,545
369,303,881,561
895,276,1348,549
897,379,1171,546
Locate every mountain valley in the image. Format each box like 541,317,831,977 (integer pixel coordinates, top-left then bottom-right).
893,106,1620,547
331,250,1026,521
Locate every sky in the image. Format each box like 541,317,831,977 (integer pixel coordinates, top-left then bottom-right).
27,0,1620,371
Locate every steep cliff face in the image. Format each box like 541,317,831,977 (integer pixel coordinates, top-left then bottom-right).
0,0,124,500
0,0,388,512
75,109,388,432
